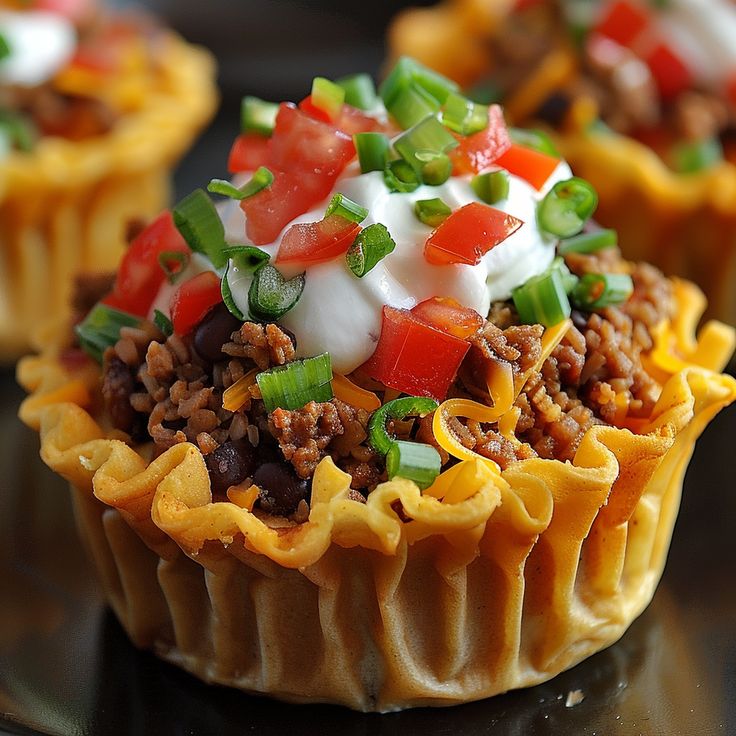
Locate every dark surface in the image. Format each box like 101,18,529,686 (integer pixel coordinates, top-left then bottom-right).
2,1,736,734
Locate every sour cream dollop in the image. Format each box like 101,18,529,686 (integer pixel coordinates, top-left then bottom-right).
221,159,572,375
0,11,76,87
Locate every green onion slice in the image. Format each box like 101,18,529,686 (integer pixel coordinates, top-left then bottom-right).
153,309,174,337
248,264,305,320
414,198,452,227
241,96,279,136
221,261,245,321
380,56,459,110
354,132,390,174
420,152,452,186
157,250,190,284
312,76,345,121
442,92,489,136
386,440,441,490
0,32,11,61
512,264,571,327
324,193,369,224
384,159,420,193
367,396,439,455
257,353,333,412
346,223,396,277
336,73,377,110
394,115,459,174
75,304,140,364
571,273,634,310
509,128,560,157
0,110,36,152
207,168,273,201
173,189,228,269
386,83,441,130
222,245,270,271
537,177,598,238
471,170,510,204
558,229,618,255
671,137,723,174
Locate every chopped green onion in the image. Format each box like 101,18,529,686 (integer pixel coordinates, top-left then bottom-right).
512,265,571,327
367,396,439,455
221,261,245,321
325,193,369,224
257,353,333,412
571,273,634,310
207,168,274,201
386,83,441,130
75,304,141,364
172,189,228,269
420,152,452,186
248,264,305,321
384,159,420,193
537,177,598,238
354,132,390,173
558,229,618,255
157,250,190,284
153,310,174,337
671,137,723,174
380,57,459,110
386,440,441,490
0,32,10,61
346,223,396,277
241,96,279,136
394,115,459,174
311,77,345,121
510,128,560,157
336,73,377,110
207,179,246,199
471,170,510,204
442,92,489,136
222,245,270,271
0,110,36,152
414,198,452,227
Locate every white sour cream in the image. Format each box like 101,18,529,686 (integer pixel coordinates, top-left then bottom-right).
221,159,572,375
0,11,76,87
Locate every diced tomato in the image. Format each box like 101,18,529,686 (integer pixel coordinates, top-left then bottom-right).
411,297,484,339
642,42,692,100
170,272,222,336
103,211,189,317
276,215,360,265
594,0,650,48
449,104,511,175
424,202,523,266
362,306,471,401
227,134,271,174
299,97,380,135
495,143,561,190
298,95,333,124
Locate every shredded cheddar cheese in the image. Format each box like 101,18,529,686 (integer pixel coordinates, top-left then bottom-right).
222,369,259,412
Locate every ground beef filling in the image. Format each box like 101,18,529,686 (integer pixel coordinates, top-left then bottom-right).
96,250,673,517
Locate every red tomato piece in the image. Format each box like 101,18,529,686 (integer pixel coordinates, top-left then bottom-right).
103,211,189,317
495,143,561,190
594,0,650,48
643,42,692,100
411,297,484,339
362,306,470,401
227,134,271,174
298,97,379,134
276,215,360,265
424,202,523,266
170,272,222,337
298,95,333,124
449,104,511,175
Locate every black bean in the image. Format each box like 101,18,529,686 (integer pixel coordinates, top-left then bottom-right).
254,462,310,517
205,439,258,495
102,355,137,432
571,309,590,331
193,303,242,363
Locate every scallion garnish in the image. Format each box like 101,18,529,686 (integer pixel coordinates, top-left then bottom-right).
153,309,174,337
571,273,634,310
558,229,617,255
394,115,459,175
537,177,598,238
386,440,441,490
380,57,459,111
207,168,274,201
671,137,723,174
0,110,36,152
325,193,369,224
414,198,452,227
221,261,245,321
384,159,420,193
336,73,377,110
75,303,141,364
512,265,571,327
509,128,560,157
248,264,305,321
241,96,279,136
346,223,396,277
157,250,190,284
172,189,228,269
419,152,452,186
354,132,390,173
222,245,270,271
367,396,439,455
471,170,510,204
311,77,345,121
257,353,333,412
386,83,441,130
442,92,489,136
0,32,11,61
